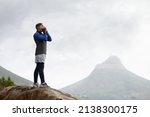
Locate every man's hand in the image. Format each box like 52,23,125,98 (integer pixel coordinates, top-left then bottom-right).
42,26,47,33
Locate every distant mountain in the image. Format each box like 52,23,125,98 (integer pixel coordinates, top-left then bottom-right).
61,56,150,100
0,66,32,85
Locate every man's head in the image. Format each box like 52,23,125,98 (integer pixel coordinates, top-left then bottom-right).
35,23,45,32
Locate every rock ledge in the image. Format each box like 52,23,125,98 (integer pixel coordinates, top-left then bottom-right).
0,86,77,100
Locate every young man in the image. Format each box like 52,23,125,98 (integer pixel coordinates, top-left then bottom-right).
33,23,52,87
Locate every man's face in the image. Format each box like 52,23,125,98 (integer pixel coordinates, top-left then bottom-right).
37,24,45,32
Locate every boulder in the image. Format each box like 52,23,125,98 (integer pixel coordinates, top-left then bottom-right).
0,86,77,100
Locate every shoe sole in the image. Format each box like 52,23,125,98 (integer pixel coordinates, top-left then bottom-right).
40,85,50,88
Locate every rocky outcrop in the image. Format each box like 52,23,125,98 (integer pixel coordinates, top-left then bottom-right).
0,86,77,100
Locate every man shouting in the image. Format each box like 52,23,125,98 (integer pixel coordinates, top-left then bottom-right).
33,23,52,87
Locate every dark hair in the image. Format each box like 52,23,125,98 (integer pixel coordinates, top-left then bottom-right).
35,23,43,29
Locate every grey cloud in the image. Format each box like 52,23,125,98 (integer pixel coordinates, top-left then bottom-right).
43,0,142,54
0,0,30,39
0,0,78,40
0,0,148,52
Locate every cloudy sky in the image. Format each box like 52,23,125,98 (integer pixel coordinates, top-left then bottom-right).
0,0,150,88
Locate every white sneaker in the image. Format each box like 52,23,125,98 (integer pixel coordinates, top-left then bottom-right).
33,83,39,88
40,82,48,88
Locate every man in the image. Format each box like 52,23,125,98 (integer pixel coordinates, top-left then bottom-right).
33,23,52,87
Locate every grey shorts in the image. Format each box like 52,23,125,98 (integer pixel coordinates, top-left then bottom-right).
35,54,46,63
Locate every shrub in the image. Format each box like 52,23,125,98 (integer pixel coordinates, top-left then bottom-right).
0,76,15,90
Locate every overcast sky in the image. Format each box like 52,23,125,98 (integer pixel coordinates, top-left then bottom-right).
0,0,150,88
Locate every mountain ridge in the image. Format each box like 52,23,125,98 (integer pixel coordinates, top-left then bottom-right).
61,56,150,100
0,66,32,85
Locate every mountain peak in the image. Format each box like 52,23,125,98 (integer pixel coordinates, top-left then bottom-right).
62,56,150,100
96,56,126,70
103,56,122,64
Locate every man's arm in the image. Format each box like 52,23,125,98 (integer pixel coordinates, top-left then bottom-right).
46,32,52,42
34,32,49,41
43,28,52,42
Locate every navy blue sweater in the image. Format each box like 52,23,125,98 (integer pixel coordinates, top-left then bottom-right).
33,31,52,55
